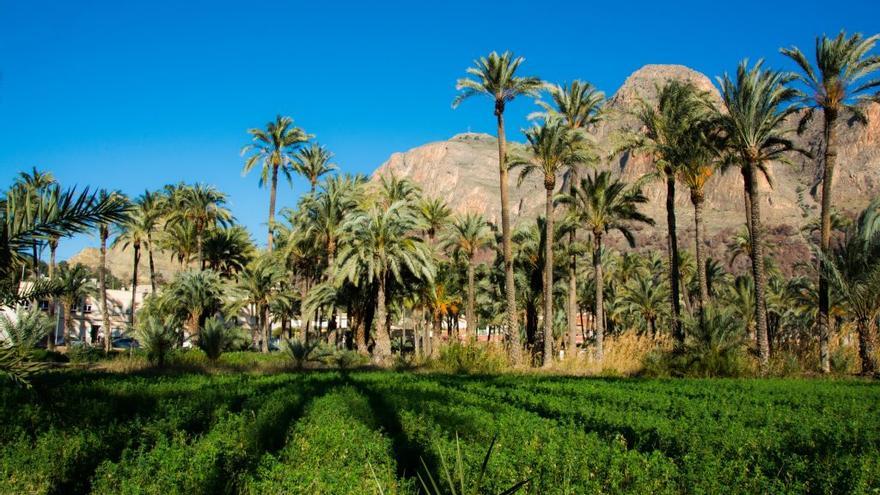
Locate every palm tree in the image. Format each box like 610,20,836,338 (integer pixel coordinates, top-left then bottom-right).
165,183,233,268
824,202,880,375
511,120,593,366
241,115,310,251
560,171,654,360
621,272,668,336
716,60,799,370
418,197,452,243
781,31,880,373
236,255,285,353
622,80,714,347
203,225,255,277
293,143,337,193
160,222,198,268
453,51,543,362
335,201,435,363
113,196,155,328
442,213,494,339
531,80,605,355
168,269,224,342
138,190,163,293
677,116,722,322
12,168,57,278
56,264,94,345
97,190,127,351
299,174,364,276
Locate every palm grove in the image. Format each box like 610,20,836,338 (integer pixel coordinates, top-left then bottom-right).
2,31,879,384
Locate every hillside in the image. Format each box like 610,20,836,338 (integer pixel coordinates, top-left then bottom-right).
374,64,880,270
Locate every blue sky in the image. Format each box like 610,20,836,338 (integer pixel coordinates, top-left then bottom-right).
1,0,878,260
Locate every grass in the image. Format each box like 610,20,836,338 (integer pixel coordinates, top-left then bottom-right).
1,365,879,494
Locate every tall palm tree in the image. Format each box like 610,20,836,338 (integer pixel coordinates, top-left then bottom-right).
56,263,94,345
622,80,713,347
137,190,163,293
113,197,152,328
165,183,233,268
12,168,57,278
453,51,543,362
236,255,285,353
511,120,593,366
560,171,654,360
531,80,605,354
442,213,494,339
781,31,880,373
241,115,311,251
716,60,799,370
335,201,435,363
97,190,127,351
299,174,364,275
293,143,337,193
621,272,669,336
678,115,722,322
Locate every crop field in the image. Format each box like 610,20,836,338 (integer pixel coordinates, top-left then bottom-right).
2,371,879,494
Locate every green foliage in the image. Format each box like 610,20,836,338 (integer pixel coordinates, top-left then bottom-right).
283,338,331,370
1,370,879,493
197,316,246,361
67,343,108,364
417,433,530,495
433,342,508,374
0,308,52,354
136,316,179,367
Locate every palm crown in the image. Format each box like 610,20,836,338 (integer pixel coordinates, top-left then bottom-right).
241,115,311,186
562,171,654,244
452,51,543,114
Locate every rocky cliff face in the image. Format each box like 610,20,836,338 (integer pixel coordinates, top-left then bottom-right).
374,64,880,270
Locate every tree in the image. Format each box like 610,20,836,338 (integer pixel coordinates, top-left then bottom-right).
824,201,880,375
418,197,452,243
560,171,654,360
203,225,255,277
165,183,233,268
621,272,669,336
782,31,880,373
531,80,605,355
12,168,57,278
236,255,285,353
335,201,435,363
621,80,714,347
511,120,593,366
242,115,311,251
97,190,127,351
293,143,336,193
114,194,157,328
453,51,542,362
57,263,94,345
716,60,799,370
442,213,494,340
167,269,224,343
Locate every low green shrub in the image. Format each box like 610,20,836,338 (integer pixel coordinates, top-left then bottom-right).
197,316,247,361
136,316,179,368
432,342,508,374
67,343,108,363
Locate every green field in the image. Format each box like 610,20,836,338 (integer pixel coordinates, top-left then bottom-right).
2,371,879,494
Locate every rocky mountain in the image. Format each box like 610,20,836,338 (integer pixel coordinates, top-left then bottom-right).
69,245,181,286
374,64,880,271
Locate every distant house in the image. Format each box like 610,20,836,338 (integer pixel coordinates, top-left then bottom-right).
1,281,153,345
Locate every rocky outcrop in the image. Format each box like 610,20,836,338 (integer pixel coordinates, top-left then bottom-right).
374,64,880,271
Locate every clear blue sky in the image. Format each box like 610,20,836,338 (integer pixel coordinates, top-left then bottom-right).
1,0,878,260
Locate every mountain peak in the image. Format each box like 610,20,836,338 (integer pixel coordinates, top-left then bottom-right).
611,64,719,106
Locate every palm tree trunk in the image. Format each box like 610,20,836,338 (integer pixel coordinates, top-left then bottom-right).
267,164,278,252
147,232,157,294
373,275,391,363
47,239,57,351
665,173,683,349
593,231,605,361
262,305,270,353
197,227,205,270
100,230,111,352
32,241,39,279
542,184,554,368
64,300,73,345
496,105,520,363
692,192,710,323
466,259,476,340
130,243,140,328
818,109,838,373
741,167,754,238
747,161,771,370
856,317,878,375
567,170,579,356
